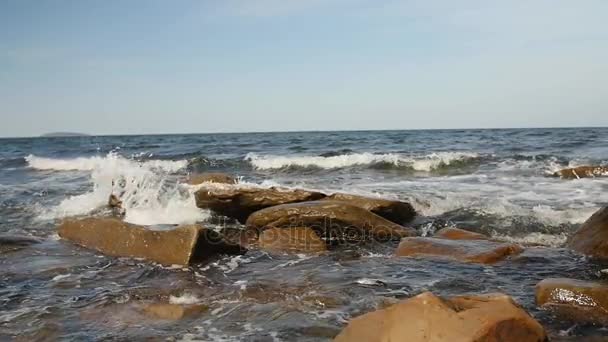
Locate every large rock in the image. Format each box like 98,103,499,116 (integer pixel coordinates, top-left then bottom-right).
246,201,416,241
334,292,547,342
258,227,327,254
553,166,608,179
567,206,608,260
321,193,416,224
433,227,489,240
0,234,42,254
395,237,523,264
187,172,236,185
143,303,208,320
194,186,326,223
58,218,245,266
536,278,608,325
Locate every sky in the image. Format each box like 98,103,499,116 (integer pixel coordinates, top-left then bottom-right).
1,0,607,137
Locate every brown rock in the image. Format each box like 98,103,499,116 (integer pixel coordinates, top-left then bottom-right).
434,227,489,240
259,227,327,254
334,292,547,342
536,278,608,325
58,218,245,266
187,172,237,185
143,303,208,320
321,193,416,224
395,237,523,264
194,186,326,223
567,206,608,260
553,166,608,179
246,201,416,241
0,234,42,254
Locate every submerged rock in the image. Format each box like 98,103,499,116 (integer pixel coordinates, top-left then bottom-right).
258,227,327,254
194,186,326,223
58,218,245,266
321,193,416,224
395,237,523,264
553,166,608,179
187,172,236,185
246,201,416,241
536,278,608,325
567,206,608,260
334,292,547,342
143,303,208,320
0,234,42,254
433,227,489,240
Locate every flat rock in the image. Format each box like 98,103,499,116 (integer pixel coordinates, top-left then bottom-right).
194,186,326,223
0,234,43,254
187,172,236,185
395,237,523,264
567,206,608,260
433,227,489,240
58,218,245,266
143,303,208,320
246,201,416,241
334,292,547,342
536,278,608,325
258,227,327,254
321,193,416,224
553,166,608,179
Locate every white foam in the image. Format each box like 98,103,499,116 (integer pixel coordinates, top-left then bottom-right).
245,152,479,171
169,293,201,305
491,232,568,247
26,153,187,172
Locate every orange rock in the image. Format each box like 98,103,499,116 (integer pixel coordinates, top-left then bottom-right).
143,303,208,320
567,206,608,260
259,227,327,254
434,227,489,240
536,278,608,325
553,166,608,179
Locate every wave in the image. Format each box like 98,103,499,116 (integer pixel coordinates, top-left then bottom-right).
26,153,187,172
245,152,481,172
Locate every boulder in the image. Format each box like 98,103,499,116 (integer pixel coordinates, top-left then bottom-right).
0,234,43,254
395,237,523,264
334,292,547,342
58,218,245,266
321,193,416,224
536,278,608,325
187,172,236,185
553,166,608,179
434,227,489,240
246,201,416,241
258,227,327,254
194,186,326,223
143,303,208,320
567,206,608,260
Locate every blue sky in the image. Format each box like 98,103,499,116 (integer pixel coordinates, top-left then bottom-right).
1,0,607,136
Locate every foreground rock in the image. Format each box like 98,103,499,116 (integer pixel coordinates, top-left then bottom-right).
553,166,608,179
321,193,416,224
335,292,547,342
143,303,208,320
58,218,244,266
536,278,608,325
246,201,416,241
395,237,523,264
187,172,236,185
433,227,489,240
195,186,326,223
258,227,327,254
0,235,43,254
567,206,608,260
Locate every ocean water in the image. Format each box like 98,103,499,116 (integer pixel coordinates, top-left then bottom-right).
1,128,608,340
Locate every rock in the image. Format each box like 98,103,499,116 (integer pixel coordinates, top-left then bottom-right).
536,278,608,325
58,218,245,266
553,166,608,179
0,234,43,254
567,206,608,260
434,227,489,240
321,193,416,224
194,186,326,223
258,227,327,254
395,237,523,264
246,201,416,241
334,292,547,342
143,303,208,320
187,172,236,185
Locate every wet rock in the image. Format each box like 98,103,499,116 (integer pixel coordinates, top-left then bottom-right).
535,278,608,325
0,234,42,254
259,227,327,254
567,206,608,260
143,303,208,320
433,227,489,240
58,218,245,266
334,292,547,342
321,193,416,224
194,186,326,223
246,201,416,241
395,237,523,264
187,172,236,185
553,166,608,179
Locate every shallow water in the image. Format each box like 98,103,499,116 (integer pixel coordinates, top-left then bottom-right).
1,128,608,340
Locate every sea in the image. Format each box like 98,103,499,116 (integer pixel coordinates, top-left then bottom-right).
1,128,607,340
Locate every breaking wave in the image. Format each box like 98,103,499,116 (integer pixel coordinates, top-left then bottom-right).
26,153,187,172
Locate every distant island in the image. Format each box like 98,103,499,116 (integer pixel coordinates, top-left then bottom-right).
42,132,89,137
